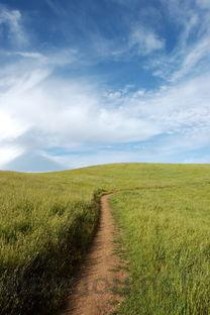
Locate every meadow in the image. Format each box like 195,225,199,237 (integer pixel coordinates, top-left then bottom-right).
0,164,210,314
112,184,210,315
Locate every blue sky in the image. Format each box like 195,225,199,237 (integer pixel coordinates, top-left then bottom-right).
0,0,210,171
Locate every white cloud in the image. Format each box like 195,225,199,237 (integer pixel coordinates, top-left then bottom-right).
0,110,27,141
0,146,22,167
149,0,210,82
0,53,210,168
0,69,160,148
130,27,165,55
170,37,210,81
0,6,27,46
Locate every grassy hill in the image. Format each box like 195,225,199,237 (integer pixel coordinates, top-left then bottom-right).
1,163,210,314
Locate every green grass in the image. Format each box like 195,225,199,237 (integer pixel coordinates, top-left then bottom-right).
0,171,103,315
111,184,210,314
1,163,210,314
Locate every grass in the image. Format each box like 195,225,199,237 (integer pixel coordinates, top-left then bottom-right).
111,183,210,314
0,172,103,315
0,163,210,314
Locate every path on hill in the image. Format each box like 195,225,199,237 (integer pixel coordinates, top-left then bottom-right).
62,194,127,315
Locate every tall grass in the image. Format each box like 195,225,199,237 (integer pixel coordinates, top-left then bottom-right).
0,171,103,314
1,164,210,314
111,184,210,315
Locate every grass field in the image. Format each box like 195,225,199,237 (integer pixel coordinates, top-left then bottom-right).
0,170,103,315
111,180,210,314
1,163,210,314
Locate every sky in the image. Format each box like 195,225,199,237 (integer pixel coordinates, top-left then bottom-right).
0,0,210,171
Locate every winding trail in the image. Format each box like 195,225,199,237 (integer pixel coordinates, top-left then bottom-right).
62,194,126,315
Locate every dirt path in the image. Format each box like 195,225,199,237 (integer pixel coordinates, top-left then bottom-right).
62,194,126,315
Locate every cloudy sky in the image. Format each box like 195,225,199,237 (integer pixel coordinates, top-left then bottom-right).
0,0,210,171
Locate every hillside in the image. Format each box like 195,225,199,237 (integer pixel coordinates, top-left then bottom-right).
1,163,210,315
